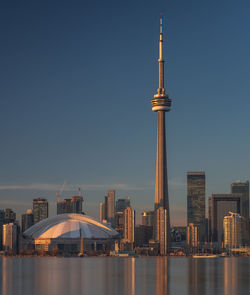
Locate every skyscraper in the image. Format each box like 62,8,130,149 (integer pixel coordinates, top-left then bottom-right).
2,223,18,254
115,197,131,235
141,211,154,227
231,181,249,220
100,202,106,222
152,17,172,251
116,197,130,212
224,212,244,249
57,196,83,215
107,190,115,227
33,198,48,224
186,223,199,248
209,193,242,246
187,172,205,243
123,206,135,244
21,209,34,232
156,207,168,255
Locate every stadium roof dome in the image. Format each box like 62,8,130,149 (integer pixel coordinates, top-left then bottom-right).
23,213,119,240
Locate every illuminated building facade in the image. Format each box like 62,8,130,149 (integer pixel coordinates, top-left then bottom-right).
224,212,244,249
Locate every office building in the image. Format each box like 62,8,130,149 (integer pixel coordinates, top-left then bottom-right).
187,223,199,248
21,209,34,232
224,212,244,249
187,172,205,243
114,197,131,235
152,17,172,251
2,223,18,254
116,197,130,212
107,190,115,227
141,211,154,227
231,181,249,220
209,193,242,247
33,198,48,224
156,207,168,255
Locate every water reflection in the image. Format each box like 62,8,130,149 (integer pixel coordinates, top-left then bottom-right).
1,257,250,295
155,257,169,295
187,258,207,295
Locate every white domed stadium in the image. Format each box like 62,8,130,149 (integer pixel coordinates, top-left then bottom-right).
23,214,119,254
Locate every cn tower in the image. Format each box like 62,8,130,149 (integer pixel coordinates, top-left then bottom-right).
152,16,172,249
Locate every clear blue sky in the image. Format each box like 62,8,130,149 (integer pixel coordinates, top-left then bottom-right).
0,0,250,225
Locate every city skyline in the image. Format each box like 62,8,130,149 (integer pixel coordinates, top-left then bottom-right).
1,0,250,225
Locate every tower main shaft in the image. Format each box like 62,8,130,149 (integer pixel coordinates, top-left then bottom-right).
151,16,172,253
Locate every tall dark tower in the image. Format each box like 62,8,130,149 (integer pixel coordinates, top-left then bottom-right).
152,16,172,253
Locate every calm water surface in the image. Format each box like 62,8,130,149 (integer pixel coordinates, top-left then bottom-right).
1,257,250,295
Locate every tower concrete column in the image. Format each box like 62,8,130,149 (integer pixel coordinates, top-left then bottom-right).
151,16,172,253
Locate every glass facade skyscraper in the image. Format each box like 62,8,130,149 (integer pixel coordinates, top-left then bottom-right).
33,198,48,224
187,172,205,243
231,181,249,220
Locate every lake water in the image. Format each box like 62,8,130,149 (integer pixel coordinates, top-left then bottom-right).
1,257,250,295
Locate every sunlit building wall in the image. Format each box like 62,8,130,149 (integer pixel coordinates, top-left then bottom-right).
224,212,244,249
186,223,199,248
156,207,168,256
187,172,205,243
100,202,106,221
2,223,18,253
124,206,135,243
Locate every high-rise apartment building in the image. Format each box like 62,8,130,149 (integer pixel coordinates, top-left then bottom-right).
33,198,48,224
186,223,199,248
141,211,154,227
231,181,249,220
224,212,244,249
123,206,135,244
2,223,18,254
71,196,83,213
21,209,34,232
152,17,172,251
57,196,83,215
100,202,106,222
209,193,242,246
187,172,205,243
156,207,168,255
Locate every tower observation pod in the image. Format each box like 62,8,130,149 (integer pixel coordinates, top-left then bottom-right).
151,16,172,254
